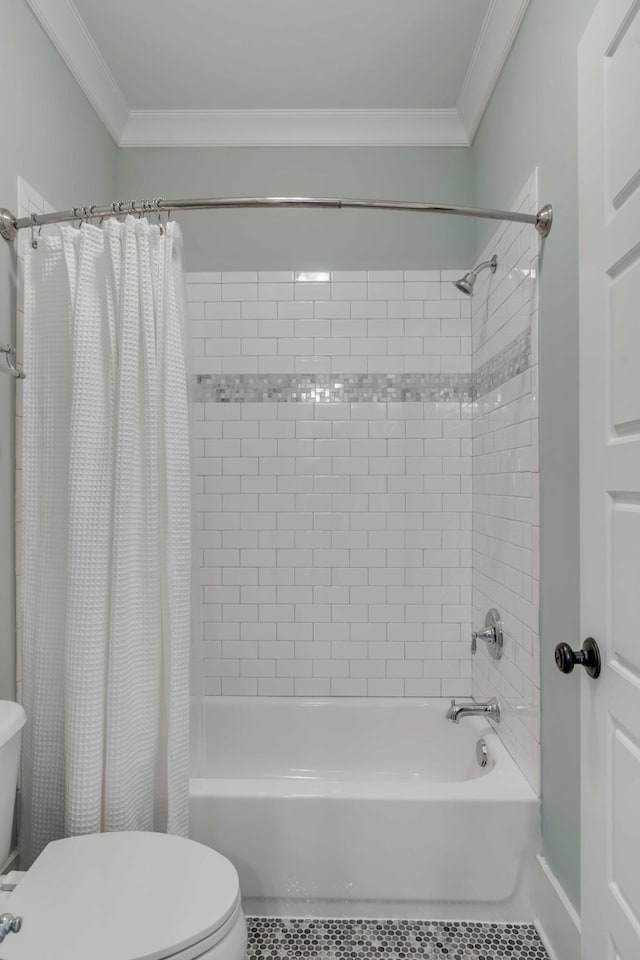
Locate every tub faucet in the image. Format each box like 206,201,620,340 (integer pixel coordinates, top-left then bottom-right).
446,697,501,723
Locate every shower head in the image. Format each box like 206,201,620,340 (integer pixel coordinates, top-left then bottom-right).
453,274,475,296
453,254,498,296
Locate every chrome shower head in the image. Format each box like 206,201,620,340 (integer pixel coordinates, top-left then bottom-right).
454,274,475,296
453,254,498,296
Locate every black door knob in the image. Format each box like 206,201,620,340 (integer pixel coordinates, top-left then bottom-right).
554,637,601,679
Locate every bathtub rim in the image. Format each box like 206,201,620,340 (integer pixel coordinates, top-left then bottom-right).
190,696,538,801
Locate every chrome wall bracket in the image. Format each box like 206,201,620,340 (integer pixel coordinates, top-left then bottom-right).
0,344,25,379
535,203,553,237
0,209,18,241
471,608,504,660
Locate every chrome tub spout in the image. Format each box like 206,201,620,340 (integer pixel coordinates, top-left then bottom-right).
445,697,501,723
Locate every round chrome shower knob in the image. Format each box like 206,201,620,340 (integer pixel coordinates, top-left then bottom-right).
470,608,504,659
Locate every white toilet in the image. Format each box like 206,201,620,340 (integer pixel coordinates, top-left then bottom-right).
0,701,247,960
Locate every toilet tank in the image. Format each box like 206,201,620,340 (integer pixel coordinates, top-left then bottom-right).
0,701,26,869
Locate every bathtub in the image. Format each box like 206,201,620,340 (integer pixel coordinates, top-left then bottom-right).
189,697,539,920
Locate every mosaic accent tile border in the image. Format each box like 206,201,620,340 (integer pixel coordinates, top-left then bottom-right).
247,918,549,960
474,330,531,400
193,371,473,404
192,333,530,404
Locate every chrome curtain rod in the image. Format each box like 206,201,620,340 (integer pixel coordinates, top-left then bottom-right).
0,197,553,240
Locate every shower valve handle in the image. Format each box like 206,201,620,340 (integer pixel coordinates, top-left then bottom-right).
470,609,504,660
471,626,495,653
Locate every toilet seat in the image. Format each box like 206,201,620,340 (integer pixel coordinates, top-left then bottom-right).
2,832,245,960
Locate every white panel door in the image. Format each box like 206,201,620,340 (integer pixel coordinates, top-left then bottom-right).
579,2,640,959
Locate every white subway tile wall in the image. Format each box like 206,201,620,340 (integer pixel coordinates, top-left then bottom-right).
13,178,541,758
188,270,475,697
470,171,541,793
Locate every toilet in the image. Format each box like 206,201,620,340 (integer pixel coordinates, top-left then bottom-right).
0,701,247,960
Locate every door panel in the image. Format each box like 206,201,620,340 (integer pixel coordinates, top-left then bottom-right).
579,1,640,958
605,7,640,207
611,503,640,670
611,726,640,921
609,261,640,432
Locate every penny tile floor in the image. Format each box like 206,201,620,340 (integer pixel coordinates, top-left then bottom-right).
247,918,549,960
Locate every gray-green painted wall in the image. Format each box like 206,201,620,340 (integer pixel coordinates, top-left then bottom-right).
0,0,118,700
116,147,474,271
472,0,598,910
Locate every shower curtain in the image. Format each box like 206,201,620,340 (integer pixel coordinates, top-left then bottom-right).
20,216,191,865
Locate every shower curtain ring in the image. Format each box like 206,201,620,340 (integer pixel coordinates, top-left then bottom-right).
149,198,163,233
153,199,164,234
30,213,39,249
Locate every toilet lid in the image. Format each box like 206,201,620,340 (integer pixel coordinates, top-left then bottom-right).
3,832,241,960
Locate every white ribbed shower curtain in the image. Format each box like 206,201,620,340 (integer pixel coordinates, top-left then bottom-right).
20,216,191,865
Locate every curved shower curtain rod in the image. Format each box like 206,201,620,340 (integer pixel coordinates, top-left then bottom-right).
0,197,553,240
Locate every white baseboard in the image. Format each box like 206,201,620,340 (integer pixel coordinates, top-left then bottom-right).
534,856,581,960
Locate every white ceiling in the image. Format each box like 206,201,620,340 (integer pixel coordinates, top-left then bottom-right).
71,0,490,111
26,0,530,146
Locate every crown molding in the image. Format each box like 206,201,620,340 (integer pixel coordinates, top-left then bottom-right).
26,0,528,148
457,0,530,142
25,0,129,142
119,109,468,147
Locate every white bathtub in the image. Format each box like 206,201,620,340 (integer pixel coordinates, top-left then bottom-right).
189,697,539,920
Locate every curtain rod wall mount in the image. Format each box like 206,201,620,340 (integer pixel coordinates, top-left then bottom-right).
0,199,554,242
0,209,18,241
